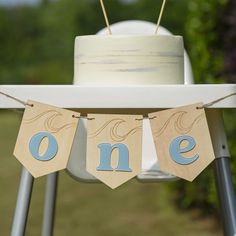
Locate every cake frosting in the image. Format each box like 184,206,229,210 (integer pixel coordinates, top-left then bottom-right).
74,35,184,85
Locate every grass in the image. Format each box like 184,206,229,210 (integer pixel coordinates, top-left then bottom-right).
0,111,222,236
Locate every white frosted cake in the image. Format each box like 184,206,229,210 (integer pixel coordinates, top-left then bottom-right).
74,35,184,85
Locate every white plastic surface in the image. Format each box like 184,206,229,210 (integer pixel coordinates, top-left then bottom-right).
0,84,236,109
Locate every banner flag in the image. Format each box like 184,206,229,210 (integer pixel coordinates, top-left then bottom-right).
149,103,215,181
14,100,80,178
86,114,143,189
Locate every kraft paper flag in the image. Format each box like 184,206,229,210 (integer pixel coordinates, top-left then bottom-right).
14,100,80,177
86,114,143,189
149,103,215,181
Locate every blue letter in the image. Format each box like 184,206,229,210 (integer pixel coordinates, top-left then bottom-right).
29,132,58,161
97,143,132,172
169,135,199,165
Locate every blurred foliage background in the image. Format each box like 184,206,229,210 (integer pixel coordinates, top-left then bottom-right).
0,0,236,235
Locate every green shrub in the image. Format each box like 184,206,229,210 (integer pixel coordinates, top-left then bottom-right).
172,0,236,214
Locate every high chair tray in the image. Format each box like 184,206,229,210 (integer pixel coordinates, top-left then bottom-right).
0,84,236,109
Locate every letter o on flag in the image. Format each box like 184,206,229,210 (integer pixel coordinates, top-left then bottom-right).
29,132,58,161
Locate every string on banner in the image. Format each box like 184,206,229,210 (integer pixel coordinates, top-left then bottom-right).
196,92,236,109
72,114,95,120
0,91,33,107
0,91,80,119
1,90,236,120
148,92,236,120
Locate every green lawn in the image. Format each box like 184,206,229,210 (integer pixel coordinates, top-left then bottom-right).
0,111,222,236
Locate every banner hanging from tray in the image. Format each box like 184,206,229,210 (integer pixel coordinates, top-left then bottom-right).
11,100,216,189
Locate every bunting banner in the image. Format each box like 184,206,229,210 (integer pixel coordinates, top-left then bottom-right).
6,97,219,188
148,103,215,181
14,100,80,178
86,114,143,189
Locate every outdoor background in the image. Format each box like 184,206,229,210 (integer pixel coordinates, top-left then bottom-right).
0,0,236,235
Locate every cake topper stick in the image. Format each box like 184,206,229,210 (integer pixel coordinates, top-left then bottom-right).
100,0,112,35
155,0,167,34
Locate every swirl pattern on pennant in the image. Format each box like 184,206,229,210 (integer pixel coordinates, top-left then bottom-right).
154,111,204,137
88,118,142,142
24,110,76,133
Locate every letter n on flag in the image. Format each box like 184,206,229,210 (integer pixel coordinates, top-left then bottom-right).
86,114,143,189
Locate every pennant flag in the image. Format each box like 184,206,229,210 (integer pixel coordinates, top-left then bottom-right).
86,114,143,189
14,100,80,178
149,103,215,181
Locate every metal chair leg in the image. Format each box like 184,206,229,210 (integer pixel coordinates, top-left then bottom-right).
11,168,34,236
42,172,58,236
214,157,236,236
207,109,236,236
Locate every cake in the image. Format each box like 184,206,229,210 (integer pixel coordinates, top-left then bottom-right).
74,35,184,85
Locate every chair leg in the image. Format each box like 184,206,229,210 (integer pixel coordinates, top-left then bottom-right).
42,172,58,236
206,109,236,235
11,168,34,236
214,157,236,236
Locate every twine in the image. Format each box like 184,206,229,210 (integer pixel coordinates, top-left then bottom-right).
197,92,236,109
0,91,32,107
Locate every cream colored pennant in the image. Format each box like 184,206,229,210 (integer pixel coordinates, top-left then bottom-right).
86,114,143,189
14,100,80,178
149,103,215,181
